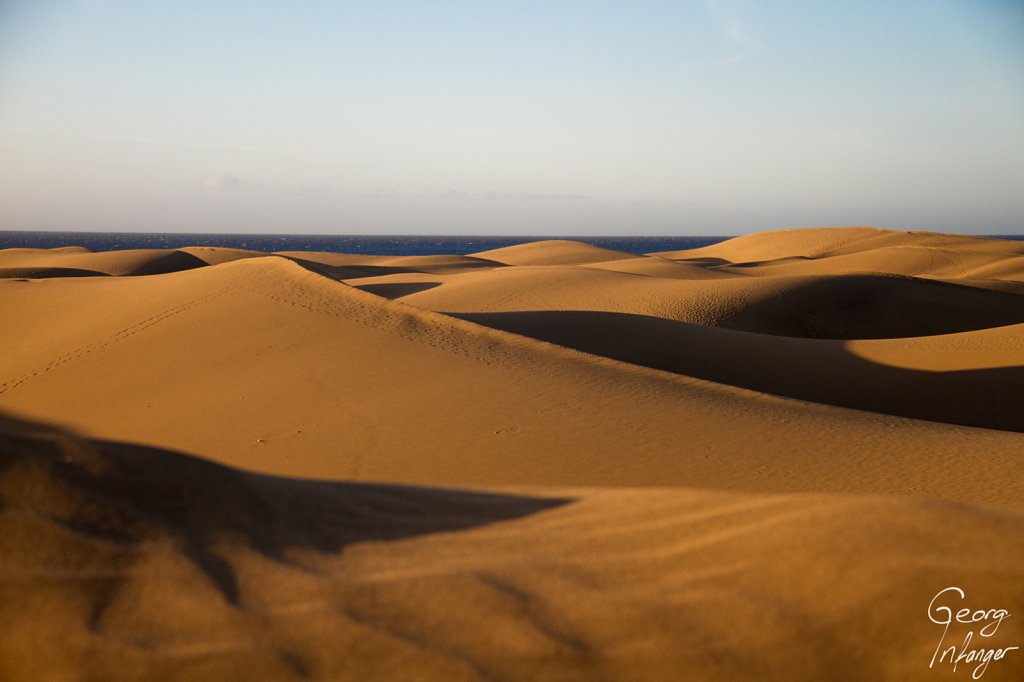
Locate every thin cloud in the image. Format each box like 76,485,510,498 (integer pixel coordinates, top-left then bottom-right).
278,184,332,196
203,173,265,192
704,0,762,62
420,188,587,202
202,174,331,194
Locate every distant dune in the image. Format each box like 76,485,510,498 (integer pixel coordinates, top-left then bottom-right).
1,227,1023,680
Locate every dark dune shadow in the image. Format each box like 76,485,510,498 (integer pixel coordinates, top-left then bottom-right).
652,264,1024,338
0,267,110,279
720,256,815,268
0,412,571,607
662,256,735,268
128,250,209,276
0,251,210,278
280,256,433,281
453,310,1024,432
280,254,505,281
708,274,1024,339
353,281,443,299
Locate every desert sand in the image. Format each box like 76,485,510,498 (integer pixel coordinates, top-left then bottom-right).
1,226,1023,680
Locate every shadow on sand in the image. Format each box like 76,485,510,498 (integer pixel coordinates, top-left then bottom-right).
0,412,571,608
453,309,1024,433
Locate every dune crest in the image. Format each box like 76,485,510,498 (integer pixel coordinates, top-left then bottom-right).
471,239,637,265
3,413,1024,680
2,226,1023,680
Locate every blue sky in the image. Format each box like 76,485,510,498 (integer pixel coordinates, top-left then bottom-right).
1,0,1022,235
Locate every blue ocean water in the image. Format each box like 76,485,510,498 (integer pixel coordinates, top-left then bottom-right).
0,232,729,256
1,231,1021,256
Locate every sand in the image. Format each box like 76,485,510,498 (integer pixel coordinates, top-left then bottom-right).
1,226,1023,680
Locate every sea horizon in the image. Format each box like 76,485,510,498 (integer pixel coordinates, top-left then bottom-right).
2,229,1022,257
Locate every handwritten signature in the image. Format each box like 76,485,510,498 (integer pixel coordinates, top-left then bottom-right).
929,586,1019,679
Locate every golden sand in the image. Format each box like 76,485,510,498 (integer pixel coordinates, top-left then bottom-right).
1,227,1022,680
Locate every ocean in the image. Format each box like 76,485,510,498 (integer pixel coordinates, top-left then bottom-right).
1,231,1021,257
0,232,731,256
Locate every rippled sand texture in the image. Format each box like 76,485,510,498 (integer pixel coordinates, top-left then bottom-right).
1,227,1022,680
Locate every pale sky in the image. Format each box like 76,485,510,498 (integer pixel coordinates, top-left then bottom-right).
1,0,1022,235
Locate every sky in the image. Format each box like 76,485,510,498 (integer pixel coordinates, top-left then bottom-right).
1,0,1022,235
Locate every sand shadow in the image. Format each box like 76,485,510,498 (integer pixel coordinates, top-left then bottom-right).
128,250,210,276
453,309,1024,432
0,412,571,608
0,267,110,279
352,281,443,299
279,257,425,280
696,274,1024,339
769,275,1024,338
281,255,505,282
664,256,735,269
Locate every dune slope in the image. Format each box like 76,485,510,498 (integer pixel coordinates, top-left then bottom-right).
2,227,1024,681
453,311,1024,432
3,414,1024,681
2,255,1023,505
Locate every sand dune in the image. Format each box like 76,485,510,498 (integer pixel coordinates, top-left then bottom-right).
471,239,637,266
714,245,1024,283
394,266,1024,339
657,227,1024,284
657,226,897,261
276,251,503,274
454,311,1024,431
583,254,737,279
656,226,1024,265
3,254,1023,502
3,413,1024,681
0,266,110,279
2,227,1023,680
179,246,269,266
0,247,210,277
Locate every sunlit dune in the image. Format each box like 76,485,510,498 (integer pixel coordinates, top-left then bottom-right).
2,227,1023,680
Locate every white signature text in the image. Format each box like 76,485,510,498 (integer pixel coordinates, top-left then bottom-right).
929,586,1019,679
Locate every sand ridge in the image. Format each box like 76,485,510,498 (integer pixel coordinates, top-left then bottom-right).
2,414,1024,681
2,253,1023,503
1,227,1023,680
